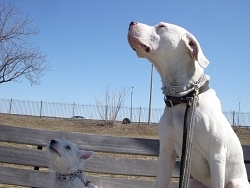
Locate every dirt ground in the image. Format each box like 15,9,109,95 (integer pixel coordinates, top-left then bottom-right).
0,113,249,144
0,113,158,139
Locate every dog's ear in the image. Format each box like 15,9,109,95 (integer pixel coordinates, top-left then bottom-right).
78,150,94,161
182,33,209,68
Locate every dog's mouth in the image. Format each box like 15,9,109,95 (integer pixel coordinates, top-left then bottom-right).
127,33,151,54
49,145,61,156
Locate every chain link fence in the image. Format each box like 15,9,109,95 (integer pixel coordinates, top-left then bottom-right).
0,98,250,126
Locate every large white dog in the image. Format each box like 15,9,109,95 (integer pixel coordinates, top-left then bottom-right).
127,21,250,188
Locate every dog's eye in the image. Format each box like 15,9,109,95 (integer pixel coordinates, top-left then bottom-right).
65,145,71,150
158,24,166,28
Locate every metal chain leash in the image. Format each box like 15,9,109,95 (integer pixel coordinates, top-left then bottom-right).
179,93,199,188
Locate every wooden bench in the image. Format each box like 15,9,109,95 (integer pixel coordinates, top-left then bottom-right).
0,124,249,188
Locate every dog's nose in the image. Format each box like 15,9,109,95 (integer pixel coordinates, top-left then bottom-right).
129,21,137,30
130,21,137,26
50,139,57,145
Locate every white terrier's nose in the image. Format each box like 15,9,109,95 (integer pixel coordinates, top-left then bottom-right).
50,139,57,145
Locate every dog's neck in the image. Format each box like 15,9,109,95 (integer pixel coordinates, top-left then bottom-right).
149,57,209,97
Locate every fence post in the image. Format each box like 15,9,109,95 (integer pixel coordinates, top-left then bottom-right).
40,100,42,118
105,105,108,121
139,106,141,125
72,102,75,117
232,110,235,126
9,98,12,114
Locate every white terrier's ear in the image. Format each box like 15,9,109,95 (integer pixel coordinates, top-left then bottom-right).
78,150,94,161
182,32,209,68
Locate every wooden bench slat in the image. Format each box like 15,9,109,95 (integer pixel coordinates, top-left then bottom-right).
0,146,47,167
88,156,179,177
0,166,179,188
0,166,52,187
1,165,249,188
1,145,248,183
0,124,159,156
91,177,178,188
1,125,249,161
0,145,180,177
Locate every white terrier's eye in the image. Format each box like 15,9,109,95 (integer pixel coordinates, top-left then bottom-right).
65,145,71,150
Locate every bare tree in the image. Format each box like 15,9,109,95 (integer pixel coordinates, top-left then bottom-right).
95,85,130,124
0,3,48,85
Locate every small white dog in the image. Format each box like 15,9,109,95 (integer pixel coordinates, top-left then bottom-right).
128,22,250,188
47,139,98,188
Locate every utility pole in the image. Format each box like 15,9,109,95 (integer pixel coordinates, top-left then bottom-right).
130,86,134,121
148,64,153,124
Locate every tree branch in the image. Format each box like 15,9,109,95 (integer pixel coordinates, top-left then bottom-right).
0,2,48,85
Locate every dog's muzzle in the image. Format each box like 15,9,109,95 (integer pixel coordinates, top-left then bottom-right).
127,21,152,54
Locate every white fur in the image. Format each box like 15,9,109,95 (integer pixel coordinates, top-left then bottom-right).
128,22,250,188
47,139,98,188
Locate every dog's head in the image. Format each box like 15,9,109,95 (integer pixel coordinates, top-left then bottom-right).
46,139,94,174
127,21,209,69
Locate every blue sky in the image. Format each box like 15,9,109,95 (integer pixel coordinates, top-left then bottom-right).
1,0,250,113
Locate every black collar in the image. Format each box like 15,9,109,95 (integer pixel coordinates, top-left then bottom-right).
164,81,209,107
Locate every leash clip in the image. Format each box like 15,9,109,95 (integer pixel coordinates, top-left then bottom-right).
186,97,193,107
194,88,199,96
194,88,200,107
164,98,174,107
